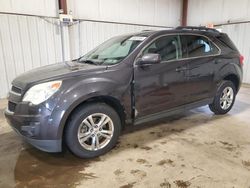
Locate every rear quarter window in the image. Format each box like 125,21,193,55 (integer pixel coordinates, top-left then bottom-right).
182,35,220,58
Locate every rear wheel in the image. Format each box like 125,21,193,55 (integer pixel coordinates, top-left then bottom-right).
65,103,121,158
209,80,236,115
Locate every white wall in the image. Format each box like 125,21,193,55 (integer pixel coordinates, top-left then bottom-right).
67,0,182,27
0,14,63,98
0,0,63,98
188,0,250,84
220,24,250,84
187,0,250,26
0,0,58,17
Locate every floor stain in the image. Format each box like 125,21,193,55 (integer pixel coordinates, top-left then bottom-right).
242,160,250,168
160,179,171,188
217,141,239,152
133,144,139,148
119,182,136,188
160,141,167,145
192,166,204,171
140,146,152,150
224,146,237,152
174,180,191,188
127,158,133,162
130,169,147,179
204,141,216,145
14,148,99,188
157,159,175,167
170,129,184,133
157,132,163,137
136,158,148,164
219,141,234,147
114,169,124,176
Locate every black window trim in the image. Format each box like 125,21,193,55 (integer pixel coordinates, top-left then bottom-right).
181,34,220,59
142,35,182,62
134,33,222,66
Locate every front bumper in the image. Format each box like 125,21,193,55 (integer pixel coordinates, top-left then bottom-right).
11,123,61,152
4,106,62,153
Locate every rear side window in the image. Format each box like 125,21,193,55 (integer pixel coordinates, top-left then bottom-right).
143,35,182,61
182,35,220,58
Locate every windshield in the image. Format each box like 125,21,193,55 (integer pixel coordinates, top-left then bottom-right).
78,35,147,65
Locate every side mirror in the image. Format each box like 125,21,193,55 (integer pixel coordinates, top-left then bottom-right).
138,53,161,65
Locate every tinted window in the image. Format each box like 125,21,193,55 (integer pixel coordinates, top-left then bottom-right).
143,35,182,61
183,35,219,58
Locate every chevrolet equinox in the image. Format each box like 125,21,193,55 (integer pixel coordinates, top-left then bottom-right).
5,26,243,158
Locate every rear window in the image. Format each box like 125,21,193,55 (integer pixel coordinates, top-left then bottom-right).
182,35,220,58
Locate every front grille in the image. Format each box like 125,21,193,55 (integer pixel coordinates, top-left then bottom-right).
11,86,22,94
8,101,17,112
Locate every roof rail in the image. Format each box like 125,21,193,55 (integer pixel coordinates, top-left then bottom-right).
175,26,220,33
141,30,155,32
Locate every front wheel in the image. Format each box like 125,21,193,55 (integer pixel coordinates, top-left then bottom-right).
65,103,121,158
209,80,236,115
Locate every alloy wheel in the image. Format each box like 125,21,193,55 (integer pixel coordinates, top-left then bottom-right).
220,86,234,110
77,113,114,151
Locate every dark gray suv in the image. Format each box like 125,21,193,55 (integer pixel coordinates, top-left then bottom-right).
5,26,243,158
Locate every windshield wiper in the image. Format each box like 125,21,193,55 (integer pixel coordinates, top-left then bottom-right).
78,59,100,65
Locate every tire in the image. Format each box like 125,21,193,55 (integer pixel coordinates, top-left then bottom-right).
209,80,236,115
65,103,121,158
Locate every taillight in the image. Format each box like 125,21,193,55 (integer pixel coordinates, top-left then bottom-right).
239,55,244,66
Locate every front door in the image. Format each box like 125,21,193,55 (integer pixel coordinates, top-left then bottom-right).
134,35,188,118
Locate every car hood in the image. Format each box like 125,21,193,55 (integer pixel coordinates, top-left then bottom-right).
12,61,106,89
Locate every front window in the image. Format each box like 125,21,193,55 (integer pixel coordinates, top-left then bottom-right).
78,35,146,65
142,35,182,61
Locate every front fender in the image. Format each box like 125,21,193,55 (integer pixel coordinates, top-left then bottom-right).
47,74,131,140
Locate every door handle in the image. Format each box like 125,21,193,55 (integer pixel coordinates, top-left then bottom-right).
176,66,187,72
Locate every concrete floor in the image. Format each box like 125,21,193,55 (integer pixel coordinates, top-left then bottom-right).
1,86,250,188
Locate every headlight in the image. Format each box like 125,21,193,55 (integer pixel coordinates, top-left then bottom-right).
23,81,62,105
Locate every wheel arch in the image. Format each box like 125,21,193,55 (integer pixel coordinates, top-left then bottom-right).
216,62,242,93
223,74,240,92
60,95,127,141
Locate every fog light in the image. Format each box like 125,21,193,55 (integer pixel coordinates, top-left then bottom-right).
21,122,40,137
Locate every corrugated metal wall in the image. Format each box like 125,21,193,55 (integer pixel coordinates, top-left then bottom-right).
220,24,250,83
67,0,182,27
0,0,58,17
187,0,250,26
0,14,63,98
69,21,168,59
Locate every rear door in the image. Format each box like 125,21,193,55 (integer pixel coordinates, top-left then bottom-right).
181,35,220,102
